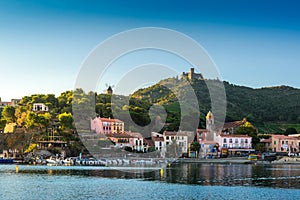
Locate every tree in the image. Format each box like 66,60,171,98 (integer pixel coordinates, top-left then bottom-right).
284,127,297,136
57,112,74,131
1,106,16,123
37,113,51,130
236,121,260,146
25,112,51,130
190,141,200,152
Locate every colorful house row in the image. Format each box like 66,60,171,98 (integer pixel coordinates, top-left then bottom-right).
261,134,300,153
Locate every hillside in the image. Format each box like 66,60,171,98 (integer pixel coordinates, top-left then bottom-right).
131,77,300,133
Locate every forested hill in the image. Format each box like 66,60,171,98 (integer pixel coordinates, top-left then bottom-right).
131,77,300,132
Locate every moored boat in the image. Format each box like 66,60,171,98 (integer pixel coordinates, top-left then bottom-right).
0,158,14,164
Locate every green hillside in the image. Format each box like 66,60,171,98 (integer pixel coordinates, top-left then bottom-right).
131,77,300,133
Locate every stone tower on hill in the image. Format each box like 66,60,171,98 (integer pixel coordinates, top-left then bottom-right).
181,68,204,81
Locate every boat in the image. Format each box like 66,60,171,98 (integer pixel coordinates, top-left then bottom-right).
46,157,58,165
248,154,258,161
0,158,14,164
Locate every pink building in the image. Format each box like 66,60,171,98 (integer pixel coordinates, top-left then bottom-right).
90,117,124,134
262,134,300,153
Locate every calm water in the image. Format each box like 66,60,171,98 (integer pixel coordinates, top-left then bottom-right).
0,163,300,200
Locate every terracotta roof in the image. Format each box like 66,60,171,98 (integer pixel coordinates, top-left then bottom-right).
125,131,144,138
100,118,124,123
219,134,251,138
222,120,246,129
197,129,208,132
261,138,271,143
164,131,177,136
272,135,298,140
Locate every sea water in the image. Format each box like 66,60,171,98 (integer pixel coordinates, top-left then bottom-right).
0,163,299,200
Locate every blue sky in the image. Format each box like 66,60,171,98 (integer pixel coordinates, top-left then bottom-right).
0,0,300,101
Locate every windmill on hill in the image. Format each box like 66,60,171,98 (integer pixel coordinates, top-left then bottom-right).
104,83,115,95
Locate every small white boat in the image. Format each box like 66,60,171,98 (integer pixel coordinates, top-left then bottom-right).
46,157,58,165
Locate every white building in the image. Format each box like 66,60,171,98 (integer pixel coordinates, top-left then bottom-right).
216,134,252,149
32,103,49,112
198,111,254,157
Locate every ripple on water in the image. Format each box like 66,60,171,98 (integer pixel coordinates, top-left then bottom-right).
0,164,300,199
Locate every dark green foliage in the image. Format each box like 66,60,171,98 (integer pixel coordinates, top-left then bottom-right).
284,127,298,136
1,106,16,123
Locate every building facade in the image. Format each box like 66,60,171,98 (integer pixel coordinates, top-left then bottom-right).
91,117,124,134
262,134,300,153
197,111,254,157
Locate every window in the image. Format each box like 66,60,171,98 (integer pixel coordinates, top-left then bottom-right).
223,144,227,148
282,141,284,145
241,139,244,144
235,139,238,143
136,140,138,146
223,138,227,143
166,136,169,140
245,139,248,144
159,141,162,146
286,141,288,144
229,138,233,143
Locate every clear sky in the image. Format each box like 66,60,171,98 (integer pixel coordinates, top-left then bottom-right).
0,0,300,101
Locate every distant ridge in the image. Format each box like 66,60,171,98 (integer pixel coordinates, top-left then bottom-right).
131,76,300,133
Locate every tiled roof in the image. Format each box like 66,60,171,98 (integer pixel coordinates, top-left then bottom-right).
260,138,271,143
197,129,208,132
126,131,144,138
222,120,246,129
219,134,251,138
100,118,124,123
164,131,177,136
271,134,298,140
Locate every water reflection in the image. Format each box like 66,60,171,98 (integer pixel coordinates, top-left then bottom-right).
1,163,300,189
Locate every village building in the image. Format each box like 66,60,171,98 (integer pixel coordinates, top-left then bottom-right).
197,111,254,158
32,103,49,112
90,117,124,135
0,98,21,108
106,131,148,152
151,131,194,157
261,134,300,153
